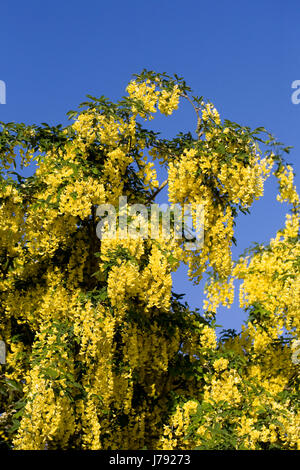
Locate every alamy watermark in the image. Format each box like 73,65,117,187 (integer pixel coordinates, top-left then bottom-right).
0,338,299,365
96,197,204,251
291,80,300,104
0,80,6,104
0,341,5,364
291,340,300,365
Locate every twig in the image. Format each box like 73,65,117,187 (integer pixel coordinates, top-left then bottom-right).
147,179,168,203
181,93,203,139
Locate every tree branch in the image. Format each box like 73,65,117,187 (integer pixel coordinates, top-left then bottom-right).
181,93,203,139
147,179,168,203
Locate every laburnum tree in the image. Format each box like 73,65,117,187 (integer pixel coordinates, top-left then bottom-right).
0,71,299,450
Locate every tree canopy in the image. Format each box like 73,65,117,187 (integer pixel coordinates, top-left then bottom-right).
0,70,299,450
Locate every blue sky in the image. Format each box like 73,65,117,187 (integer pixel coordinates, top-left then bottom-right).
1,0,299,332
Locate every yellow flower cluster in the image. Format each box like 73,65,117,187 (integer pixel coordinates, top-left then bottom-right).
160,401,198,450
202,103,221,124
204,369,242,405
127,79,180,118
167,124,273,285
213,357,229,372
276,164,300,205
234,211,300,336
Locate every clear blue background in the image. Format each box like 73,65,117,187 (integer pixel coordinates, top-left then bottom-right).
1,0,299,333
